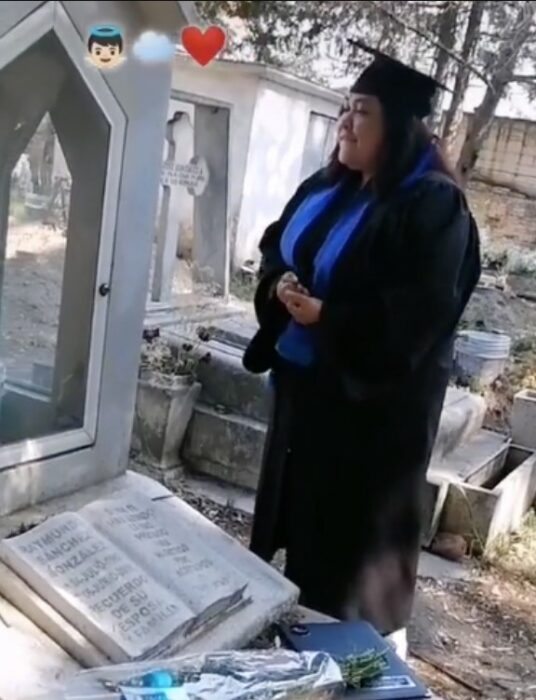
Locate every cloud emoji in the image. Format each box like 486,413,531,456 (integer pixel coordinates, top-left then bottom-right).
133,31,175,63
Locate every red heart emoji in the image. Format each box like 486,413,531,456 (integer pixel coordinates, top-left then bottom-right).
181,26,226,67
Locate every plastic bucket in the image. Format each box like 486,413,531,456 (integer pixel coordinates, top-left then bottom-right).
454,331,511,385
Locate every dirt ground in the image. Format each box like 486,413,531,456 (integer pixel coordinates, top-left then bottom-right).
411,572,536,700
462,285,536,341
1,222,66,373
0,221,201,375
168,476,536,700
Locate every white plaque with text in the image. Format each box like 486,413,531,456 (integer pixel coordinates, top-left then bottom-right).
161,156,209,196
0,492,249,664
81,493,247,631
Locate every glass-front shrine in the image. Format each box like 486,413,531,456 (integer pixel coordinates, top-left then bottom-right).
1,31,110,450
0,0,193,515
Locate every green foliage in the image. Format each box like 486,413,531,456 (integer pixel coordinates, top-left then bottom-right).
195,1,536,115
195,1,536,181
482,244,536,275
506,248,536,276
485,510,536,584
339,649,389,688
482,245,509,272
140,328,211,378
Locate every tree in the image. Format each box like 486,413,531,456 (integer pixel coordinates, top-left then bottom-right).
363,1,536,180
441,1,486,152
456,1,536,184
196,0,536,182
197,1,338,78
197,1,454,83
428,1,462,130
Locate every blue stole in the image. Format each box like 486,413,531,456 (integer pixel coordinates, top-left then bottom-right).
277,147,437,367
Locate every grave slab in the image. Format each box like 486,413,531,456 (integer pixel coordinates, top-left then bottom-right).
80,493,249,629
417,552,472,583
207,314,258,349
183,389,487,492
152,495,299,653
0,475,298,667
429,429,510,486
183,404,267,490
511,388,536,450
0,512,198,663
181,472,256,515
432,389,486,460
0,593,80,700
440,446,536,550
194,338,271,423
166,330,270,423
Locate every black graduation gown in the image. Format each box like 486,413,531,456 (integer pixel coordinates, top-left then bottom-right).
243,168,481,635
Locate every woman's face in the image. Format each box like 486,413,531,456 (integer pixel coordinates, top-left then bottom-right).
337,93,385,174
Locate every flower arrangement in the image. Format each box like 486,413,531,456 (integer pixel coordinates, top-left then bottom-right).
140,327,211,380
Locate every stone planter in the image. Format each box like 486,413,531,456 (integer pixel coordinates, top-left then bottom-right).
439,445,536,553
132,369,201,470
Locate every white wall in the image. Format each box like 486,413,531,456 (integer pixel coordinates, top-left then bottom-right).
170,57,341,268
171,59,259,250
234,79,339,266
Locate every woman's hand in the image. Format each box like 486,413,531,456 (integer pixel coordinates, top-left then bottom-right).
276,272,309,305
285,290,322,325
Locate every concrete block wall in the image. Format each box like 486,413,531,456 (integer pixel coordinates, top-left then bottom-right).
445,112,536,252
450,114,536,197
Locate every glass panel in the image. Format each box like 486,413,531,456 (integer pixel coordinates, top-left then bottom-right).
0,31,110,445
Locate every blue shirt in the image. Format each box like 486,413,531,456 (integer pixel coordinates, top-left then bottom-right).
276,146,438,367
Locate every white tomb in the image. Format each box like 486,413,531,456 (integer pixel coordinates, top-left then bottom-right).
0,0,196,517
0,474,299,668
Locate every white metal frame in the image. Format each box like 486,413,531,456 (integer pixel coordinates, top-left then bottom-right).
0,2,126,471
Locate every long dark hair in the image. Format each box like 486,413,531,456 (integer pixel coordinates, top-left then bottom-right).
326,109,458,198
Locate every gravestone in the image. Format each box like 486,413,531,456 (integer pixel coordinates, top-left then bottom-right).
0,512,196,663
0,482,299,666
152,111,196,305
81,493,247,626
192,103,230,295
161,156,209,196
0,595,80,700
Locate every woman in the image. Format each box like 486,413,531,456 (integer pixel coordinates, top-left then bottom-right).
243,49,481,654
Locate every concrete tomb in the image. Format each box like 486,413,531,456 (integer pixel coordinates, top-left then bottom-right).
0,479,299,666
511,388,536,450
0,492,250,663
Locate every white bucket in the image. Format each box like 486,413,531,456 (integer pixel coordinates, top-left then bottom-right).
455,331,511,385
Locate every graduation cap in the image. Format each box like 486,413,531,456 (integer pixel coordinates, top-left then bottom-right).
348,38,447,119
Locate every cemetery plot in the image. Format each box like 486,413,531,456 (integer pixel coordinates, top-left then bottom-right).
0,492,251,663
